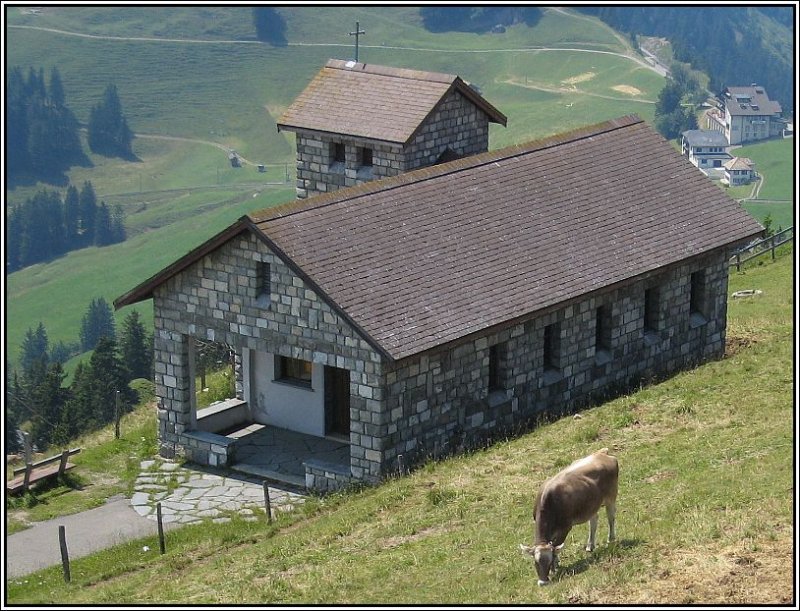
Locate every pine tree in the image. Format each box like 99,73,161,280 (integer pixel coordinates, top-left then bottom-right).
88,83,134,158
88,335,132,424
19,322,49,374
111,204,126,244
80,297,116,351
28,362,69,450
7,67,30,177
64,184,81,248
79,181,98,246
60,362,94,438
7,203,23,272
48,66,66,107
119,310,152,381
94,201,114,246
6,372,24,454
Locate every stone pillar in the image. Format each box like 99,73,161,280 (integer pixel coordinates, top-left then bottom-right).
348,368,386,483
153,330,194,459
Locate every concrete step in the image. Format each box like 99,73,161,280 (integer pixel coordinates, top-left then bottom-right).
230,463,305,490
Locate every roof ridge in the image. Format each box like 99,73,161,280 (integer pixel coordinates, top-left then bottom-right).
249,114,643,224
324,58,456,84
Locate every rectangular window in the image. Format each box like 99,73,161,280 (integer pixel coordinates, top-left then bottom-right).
331,142,345,165
256,261,270,302
690,270,707,319
595,305,612,352
488,342,507,392
543,323,560,372
644,287,660,333
360,147,373,167
275,356,313,388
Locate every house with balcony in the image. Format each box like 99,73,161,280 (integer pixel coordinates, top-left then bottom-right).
706,84,784,145
681,129,731,177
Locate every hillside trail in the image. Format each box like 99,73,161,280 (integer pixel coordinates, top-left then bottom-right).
7,22,663,76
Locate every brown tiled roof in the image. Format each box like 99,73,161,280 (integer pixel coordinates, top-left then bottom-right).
253,115,763,359
276,59,507,145
117,116,763,362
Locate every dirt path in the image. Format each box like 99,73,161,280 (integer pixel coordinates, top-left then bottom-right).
8,23,666,77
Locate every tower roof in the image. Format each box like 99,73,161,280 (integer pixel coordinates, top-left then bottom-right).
277,59,507,145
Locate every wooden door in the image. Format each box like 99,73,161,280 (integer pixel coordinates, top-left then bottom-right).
324,366,351,436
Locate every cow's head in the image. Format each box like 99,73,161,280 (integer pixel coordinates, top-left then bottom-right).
519,542,563,586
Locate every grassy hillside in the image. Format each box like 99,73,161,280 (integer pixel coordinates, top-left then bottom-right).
5,185,293,371
5,249,793,604
720,137,794,231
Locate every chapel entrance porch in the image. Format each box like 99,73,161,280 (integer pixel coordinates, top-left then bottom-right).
224,423,350,489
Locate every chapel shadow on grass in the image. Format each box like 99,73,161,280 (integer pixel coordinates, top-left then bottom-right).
556,537,642,580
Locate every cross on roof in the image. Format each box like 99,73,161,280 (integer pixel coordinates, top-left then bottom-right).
349,21,365,63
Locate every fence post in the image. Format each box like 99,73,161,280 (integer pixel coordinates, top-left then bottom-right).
735,252,741,272
263,481,272,523
58,525,71,582
771,234,776,260
114,390,121,439
156,502,166,554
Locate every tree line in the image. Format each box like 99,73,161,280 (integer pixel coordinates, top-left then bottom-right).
420,7,542,33
7,180,125,272
653,63,701,140
8,66,135,184
5,300,152,454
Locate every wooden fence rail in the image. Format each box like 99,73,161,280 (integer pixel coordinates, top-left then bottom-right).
730,227,794,271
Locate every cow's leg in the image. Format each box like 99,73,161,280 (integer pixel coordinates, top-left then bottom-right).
586,513,598,552
606,501,617,543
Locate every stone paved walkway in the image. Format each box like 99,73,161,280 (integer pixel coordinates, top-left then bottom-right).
131,458,306,525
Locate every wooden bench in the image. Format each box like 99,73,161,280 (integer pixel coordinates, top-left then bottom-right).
7,448,82,495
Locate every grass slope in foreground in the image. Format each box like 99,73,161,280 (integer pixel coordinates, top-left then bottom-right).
5,248,793,605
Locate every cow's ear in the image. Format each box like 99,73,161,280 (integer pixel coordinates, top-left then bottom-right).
519,544,535,556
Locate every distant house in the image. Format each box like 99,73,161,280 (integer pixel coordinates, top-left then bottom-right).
115,114,762,492
722,157,757,186
706,84,784,145
681,129,731,175
276,59,507,199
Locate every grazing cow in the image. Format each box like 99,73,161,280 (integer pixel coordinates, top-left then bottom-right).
519,448,619,586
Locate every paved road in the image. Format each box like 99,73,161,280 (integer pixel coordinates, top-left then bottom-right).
5,495,174,580
5,459,304,581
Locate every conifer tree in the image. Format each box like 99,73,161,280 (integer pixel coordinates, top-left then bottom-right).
94,201,114,246
19,323,49,374
119,310,152,381
88,83,134,158
79,181,98,246
28,362,69,450
80,297,116,351
64,184,81,247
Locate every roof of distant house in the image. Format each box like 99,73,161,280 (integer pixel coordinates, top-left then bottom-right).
724,157,755,171
276,59,507,145
681,129,729,148
116,115,763,361
723,85,782,116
